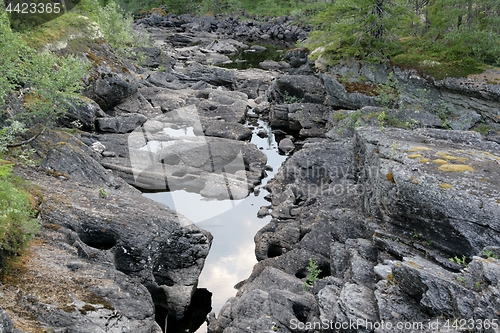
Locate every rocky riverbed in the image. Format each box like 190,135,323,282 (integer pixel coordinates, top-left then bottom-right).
1,10,500,333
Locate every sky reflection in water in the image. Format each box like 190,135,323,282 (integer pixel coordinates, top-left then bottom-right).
143,119,287,325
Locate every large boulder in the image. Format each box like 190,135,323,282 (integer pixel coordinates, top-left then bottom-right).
269,103,331,137
83,44,139,111
28,129,124,189
203,121,253,141
267,74,326,104
175,62,236,89
58,97,106,131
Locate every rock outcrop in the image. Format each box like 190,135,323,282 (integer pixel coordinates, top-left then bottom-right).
136,13,309,44
3,127,212,331
320,61,500,132
212,127,500,333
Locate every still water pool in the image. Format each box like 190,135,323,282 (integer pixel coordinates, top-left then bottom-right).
143,118,286,331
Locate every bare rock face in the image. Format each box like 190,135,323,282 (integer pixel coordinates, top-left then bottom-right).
214,127,500,333
354,127,500,258
58,97,106,131
0,221,159,333
320,61,500,131
27,129,124,190
10,128,213,329
17,165,212,324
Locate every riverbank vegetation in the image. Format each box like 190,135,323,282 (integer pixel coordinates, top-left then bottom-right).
307,0,500,79
119,0,499,79
0,0,138,263
0,160,40,276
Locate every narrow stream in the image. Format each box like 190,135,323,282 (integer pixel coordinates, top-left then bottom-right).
143,117,287,332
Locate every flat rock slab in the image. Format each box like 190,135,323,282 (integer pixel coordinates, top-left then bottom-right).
97,113,148,133
203,121,253,140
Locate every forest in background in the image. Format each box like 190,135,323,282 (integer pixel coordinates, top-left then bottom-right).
113,0,500,78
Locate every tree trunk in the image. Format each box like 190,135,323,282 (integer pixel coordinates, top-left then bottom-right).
370,0,384,39
466,0,473,27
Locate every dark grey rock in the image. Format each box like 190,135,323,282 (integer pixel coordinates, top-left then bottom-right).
394,256,479,318
113,91,159,117
374,280,432,332
354,126,500,258
258,60,283,70
1,221,158,333
134,46,172,69
250,45,267,53
217,267,320,333
0,307,14,333
28,129,124,189
284,48,309,68
204,122,253,140
268,74,326,104
321,72,378,109
18,167,212,322
59,97,105,131
83,44,139,111
278,137,294,154
97,114,148,133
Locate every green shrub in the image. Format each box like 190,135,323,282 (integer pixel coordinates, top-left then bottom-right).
95,0,135,50
0,162,39,269
0,122,26,155
0,8,89,148
302,258,321,290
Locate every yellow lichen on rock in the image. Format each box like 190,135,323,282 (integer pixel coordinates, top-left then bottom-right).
432,159,448,165
409,146,432,152
408,154,422,159
408,176,419,185
436,151,468,163
419,158,430,163
386,172,395,183
439,183,453,189
438,164,476,173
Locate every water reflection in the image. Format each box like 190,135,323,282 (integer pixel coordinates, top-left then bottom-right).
144,119,286,332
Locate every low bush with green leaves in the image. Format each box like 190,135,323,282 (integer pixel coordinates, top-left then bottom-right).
1,8,89,150
302,258,321,290
0,161,40,273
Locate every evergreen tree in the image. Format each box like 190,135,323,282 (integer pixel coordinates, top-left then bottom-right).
309,0,410,61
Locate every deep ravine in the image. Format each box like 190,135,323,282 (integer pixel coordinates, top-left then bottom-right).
143,118,287,332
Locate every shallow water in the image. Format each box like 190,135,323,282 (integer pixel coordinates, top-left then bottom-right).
220,42,286,70
143,118,286,331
